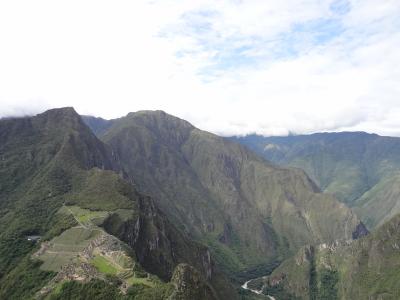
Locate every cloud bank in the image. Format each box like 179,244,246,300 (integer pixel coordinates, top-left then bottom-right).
0,0,399,136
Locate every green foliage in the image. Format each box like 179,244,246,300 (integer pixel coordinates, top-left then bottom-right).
48,279,174,300
0,258,55,299
126,282,174,300
264,283,301,300
0,235,35,279
67,169,135,211
126,283,149,297
237,288,269,300
308,247,318,300
43,212,77,240
49,279,123,300
233,261,281,283
318,269,338,300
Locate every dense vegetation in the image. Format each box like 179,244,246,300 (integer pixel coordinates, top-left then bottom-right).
251,213,400,299
318,269,338,300
49,280,122,300
0,259,55,300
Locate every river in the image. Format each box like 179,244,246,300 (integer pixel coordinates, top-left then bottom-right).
241,280,276,300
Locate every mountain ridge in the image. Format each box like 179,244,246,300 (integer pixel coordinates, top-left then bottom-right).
84,111,367,279
232,132,400,229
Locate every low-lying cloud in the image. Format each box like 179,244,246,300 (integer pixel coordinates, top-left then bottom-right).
0,0,399,136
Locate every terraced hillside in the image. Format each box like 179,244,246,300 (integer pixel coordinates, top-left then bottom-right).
33,205,167,298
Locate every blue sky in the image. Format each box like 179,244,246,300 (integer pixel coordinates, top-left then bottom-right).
0,0,399,136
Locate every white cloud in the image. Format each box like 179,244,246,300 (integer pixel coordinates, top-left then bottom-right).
0,0,399,136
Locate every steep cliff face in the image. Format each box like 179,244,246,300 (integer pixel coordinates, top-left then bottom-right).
0,108,237,300
170,263,218,300
92,111,366,276
103,193,237,300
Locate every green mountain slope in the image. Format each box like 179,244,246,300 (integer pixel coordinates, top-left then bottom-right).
353,173,400,228
0,108,237,300
86,111,366,279
232,132,400,229
248,213,400,300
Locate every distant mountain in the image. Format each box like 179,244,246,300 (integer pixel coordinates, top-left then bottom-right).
84,112,366,281
0,108,236,300
232,132,400,229
247,213,400,299
81,115,114,137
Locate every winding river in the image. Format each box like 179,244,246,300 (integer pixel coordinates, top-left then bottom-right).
241,280,276,300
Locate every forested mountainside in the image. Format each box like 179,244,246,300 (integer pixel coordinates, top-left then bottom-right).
0,108,236,300
245,213,400,300
84,112,366,281
232,132,400,229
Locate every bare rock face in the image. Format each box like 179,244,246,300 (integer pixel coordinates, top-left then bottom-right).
352,222,369,239
170,263,217,300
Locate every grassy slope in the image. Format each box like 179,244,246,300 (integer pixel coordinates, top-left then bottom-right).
354,173,400,228
95,111,364,279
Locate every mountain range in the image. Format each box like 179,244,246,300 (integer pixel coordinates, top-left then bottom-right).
1,108,399,299
83,112,366,277
232,132,400,229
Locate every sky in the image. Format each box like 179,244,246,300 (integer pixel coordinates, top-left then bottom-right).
0,0,399,136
